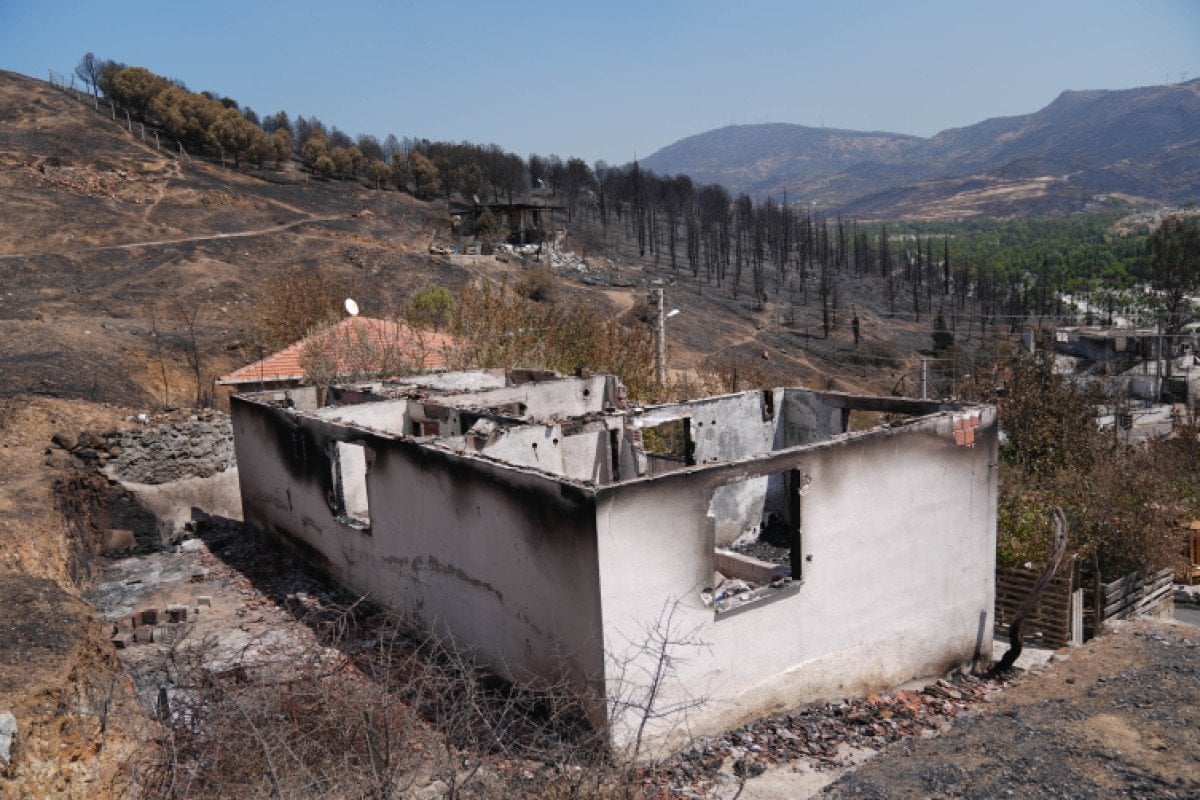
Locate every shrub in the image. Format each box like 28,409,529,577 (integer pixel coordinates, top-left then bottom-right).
515,267,557,303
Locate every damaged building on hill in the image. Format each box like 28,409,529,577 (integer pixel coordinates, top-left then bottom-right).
229,370,998,752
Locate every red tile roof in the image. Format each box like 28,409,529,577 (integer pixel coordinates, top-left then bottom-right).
217,317,455,385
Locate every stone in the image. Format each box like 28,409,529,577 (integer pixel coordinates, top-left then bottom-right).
51,431,74,450
133,627,155,644
165,604,188,623
102,529,137,556
139,608,159,626
196,595,213,607
43,449,76,469
0,711,15,768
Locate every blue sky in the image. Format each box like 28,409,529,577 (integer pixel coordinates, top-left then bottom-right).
1,0,1197,164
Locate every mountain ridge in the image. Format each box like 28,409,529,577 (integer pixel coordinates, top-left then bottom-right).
641,79,1200,218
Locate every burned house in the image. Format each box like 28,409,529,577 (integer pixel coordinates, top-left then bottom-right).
229,370,997,752
448,200,566,245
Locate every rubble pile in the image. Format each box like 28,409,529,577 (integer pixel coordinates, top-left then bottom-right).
36,162,128,197
50,410,235,484
652,671,1010,796
501,238,631,287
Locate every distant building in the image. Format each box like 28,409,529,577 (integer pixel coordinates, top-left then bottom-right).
448,200,566,245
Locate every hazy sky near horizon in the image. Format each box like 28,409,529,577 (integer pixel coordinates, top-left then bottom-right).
2,0,1197,164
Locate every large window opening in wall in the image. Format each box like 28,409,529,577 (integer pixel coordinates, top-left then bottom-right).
332,441,371,528
705,469,804,613
641,417,694,475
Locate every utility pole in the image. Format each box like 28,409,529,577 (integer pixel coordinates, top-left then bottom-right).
654,287,666,386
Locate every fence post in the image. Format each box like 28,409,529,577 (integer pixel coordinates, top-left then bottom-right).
125,110,132,131
140,122,145,142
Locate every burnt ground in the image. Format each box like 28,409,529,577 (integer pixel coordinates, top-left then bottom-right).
0,68,976,413
823,620,1200,800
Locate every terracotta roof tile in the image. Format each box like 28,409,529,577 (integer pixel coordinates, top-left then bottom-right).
217,317,455,385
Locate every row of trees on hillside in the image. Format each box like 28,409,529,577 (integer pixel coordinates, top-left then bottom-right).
76,54,1198,337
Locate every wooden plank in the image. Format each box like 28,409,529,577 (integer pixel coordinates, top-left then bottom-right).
1104,579,1174,618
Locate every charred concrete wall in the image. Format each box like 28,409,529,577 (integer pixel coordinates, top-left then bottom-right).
594,406,998,753
230,396,607,713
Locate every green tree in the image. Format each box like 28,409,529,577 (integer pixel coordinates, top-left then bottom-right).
1147,215,1200,331
313,154,335,179
330,146,354,178
110,66,170,116
207,108,257,167
409,151,441,198
364,159,390,189
301,131,328,169
269,128,292,168
406,284,455,331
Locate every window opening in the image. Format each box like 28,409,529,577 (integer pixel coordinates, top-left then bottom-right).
704,469,805,613
332,441,371,528
641,417,694,475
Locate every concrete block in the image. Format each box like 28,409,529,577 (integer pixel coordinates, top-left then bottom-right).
714,549,789,586
133,627,155,644
111,634,130,650
165,605,188,623
138,608,159,626
196,595,213,607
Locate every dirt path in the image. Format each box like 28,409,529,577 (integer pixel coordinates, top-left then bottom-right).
0,214,344,260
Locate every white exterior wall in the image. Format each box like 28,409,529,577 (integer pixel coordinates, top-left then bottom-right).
231,398,607,710
594,409,998,754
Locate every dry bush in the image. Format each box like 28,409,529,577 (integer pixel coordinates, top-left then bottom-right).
298,319,427,389
254,270,345,351
125,596,713,799
985,350,1198,576
447,281,657,402
514,267,557,303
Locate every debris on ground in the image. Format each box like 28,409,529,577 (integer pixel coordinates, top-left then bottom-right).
651,671,1012,797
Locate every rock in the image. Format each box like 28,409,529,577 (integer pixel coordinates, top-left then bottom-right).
43,449,76,469
101,529,137,556
51,431,74,450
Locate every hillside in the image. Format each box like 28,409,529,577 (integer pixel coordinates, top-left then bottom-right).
0,68,948,411
641,79,1200,218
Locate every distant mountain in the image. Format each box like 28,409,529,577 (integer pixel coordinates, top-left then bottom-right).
640,79,1200,218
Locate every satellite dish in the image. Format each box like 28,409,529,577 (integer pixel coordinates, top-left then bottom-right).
344,298,360,316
